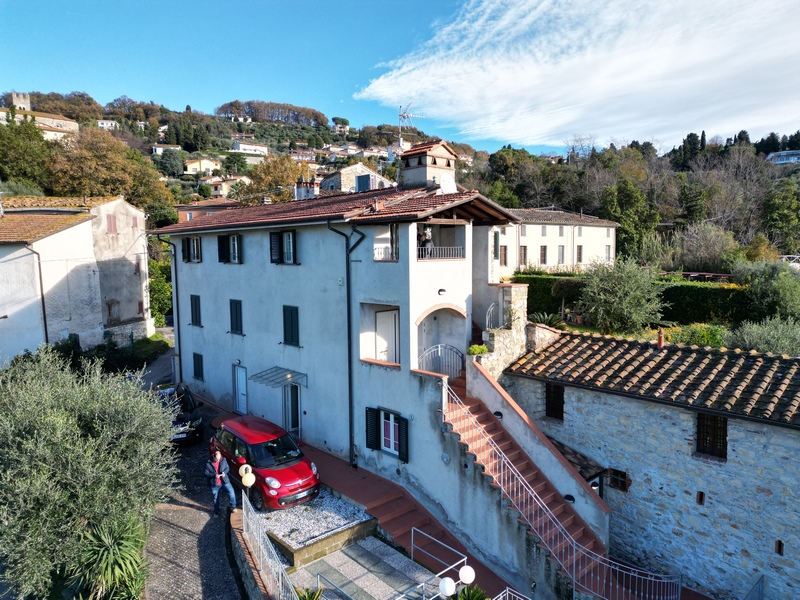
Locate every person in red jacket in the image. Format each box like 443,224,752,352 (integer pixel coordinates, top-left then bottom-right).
204,449,237,516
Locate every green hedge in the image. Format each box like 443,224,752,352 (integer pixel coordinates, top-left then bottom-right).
512,274,570,315
659,282,749,325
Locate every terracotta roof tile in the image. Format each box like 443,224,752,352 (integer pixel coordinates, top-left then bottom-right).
508,208,619,227
1,196,120,209
0,213,94,244
506,331,800,428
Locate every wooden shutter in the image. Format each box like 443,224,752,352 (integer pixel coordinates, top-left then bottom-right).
283,306,299,346
397,415,409,464
195,237,202,262
218,235,230,263
235,234,243,264
270,232,282,264
365,408,380,451
493,231,500,259
230,300,242,334
181,238,189,262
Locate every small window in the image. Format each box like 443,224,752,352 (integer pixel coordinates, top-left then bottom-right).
270,231,297,265
775,540,785,556
576,245,583,263
540,246,547,265
520,224,527,237
365,407,409,463
519,246,527,267
493,231,500,260
132,216,138,228
696,491,705,505
541,225,547,237
230,299,243,335
608,469,630,492
605,245,611,262
107,214,117,234
283,305,299,346
182,237,202,263
558,225,564,237
193,353,204,381
606,227,611,238
133,258,141,275
218,234,243,264
577,226,582,237
696,413,727,460
558,245,565,265
545,383,564,420
190,295,201,327
187,213,194,221
499,245,508,266
137,301,144,315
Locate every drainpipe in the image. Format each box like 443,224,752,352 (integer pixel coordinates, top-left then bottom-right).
327,222,366,468
26,245,49,344
158,234,182,382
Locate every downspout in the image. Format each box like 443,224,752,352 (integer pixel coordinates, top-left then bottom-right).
327,221,366,468
158,234,182,382
26,245,49,344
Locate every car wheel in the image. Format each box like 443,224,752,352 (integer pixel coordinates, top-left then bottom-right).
249,489,266,512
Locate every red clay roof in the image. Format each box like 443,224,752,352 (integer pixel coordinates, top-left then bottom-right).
1,196,121,210
175,199,242,210
153,188,516,234
506,331,800,428
508,209,619,227
0,213,94,244
401,141,458,158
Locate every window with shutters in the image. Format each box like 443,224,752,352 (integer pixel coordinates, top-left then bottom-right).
605,245,612,262
576,245,583,263
181,237,202,263
519,246,527,267
696,413,727,460
499,245,508,266
190,295,201,327
541,225,547,236
218,234,243,264
577,226,582,237
558,245,565,265
545,383,564,420
229,299,243,335
365,407,409,463
193,353,204,381
283,305,299,346
270,231,297,264
559,225,564,237
493,231,500,260
107,214,117,234
540,245,547,265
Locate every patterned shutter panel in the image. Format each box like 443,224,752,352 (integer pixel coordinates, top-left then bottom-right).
236,235,243,263
397,416,409,464
365,408,380,451
196,237,202,262
181,238,189,262
493,231,500,259
218,235,229,263
270,232,282,263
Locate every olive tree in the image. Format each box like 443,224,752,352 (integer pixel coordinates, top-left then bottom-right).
574,258,665,335
0,348,177,598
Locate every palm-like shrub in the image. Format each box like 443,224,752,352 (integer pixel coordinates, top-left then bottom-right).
295,587,323,600
458,584,488,600
528,312,567,330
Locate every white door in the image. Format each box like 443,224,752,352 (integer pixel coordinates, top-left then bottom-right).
375,309,400,362
234,365,247,414
283,384,301,439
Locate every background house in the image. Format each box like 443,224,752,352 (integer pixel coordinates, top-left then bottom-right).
320,163,394,193
152,143,181,155
0,196,154,363
231,140,269,156
184,157,221,175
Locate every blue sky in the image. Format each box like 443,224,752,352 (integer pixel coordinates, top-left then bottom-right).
2,0,799,156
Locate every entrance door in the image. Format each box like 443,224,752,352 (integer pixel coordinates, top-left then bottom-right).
283,384,301,440
375,309,400,362
234,365,247,414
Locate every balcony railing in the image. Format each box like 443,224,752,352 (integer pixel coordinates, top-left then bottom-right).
418,344,465,380
442,383,683,600
374,245,399,261
417,246,465,260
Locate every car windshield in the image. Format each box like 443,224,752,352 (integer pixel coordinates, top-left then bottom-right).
248,434,303,469
158,389,194,414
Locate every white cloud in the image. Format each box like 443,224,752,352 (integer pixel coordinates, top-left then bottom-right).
356,0,800,150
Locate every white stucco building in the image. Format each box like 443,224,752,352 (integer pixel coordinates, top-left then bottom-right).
0,196,154,363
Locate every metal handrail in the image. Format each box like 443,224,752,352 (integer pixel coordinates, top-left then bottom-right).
780,254,800,264
442,384,683,599
742,575,765,600
241,492,300,600
417,246,465,260
392,528,468,600
485,302,498,330
418,344,465,380
317,573,354,600
493,588,531,600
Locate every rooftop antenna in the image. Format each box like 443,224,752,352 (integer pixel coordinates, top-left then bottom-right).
398,102,424,150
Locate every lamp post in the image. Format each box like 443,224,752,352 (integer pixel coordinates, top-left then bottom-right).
238,461,255,505
438,564,476,598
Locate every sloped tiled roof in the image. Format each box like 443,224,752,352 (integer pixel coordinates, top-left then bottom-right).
506,331,800,429
153,187,517,234
402,141,458,158
175,199,241,210
1,196,121,210
508,208,619,227
0,213,94,244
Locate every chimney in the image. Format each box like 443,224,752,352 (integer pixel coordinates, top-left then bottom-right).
657,328,664,349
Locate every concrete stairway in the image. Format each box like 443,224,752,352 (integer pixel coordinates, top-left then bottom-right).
447,375,614,597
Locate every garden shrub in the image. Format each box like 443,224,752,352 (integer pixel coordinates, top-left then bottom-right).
512,274,573,315
667,323,728,348
725,316,800,356
660,282,749,325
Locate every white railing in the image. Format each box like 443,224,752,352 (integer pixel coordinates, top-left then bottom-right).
780,255,800,264
485,302,499,330
494,588,531,600
417,246,465,260
418,344,465,380
742,575,765,600
442,384,683,599
391,528,471,600
317,573,354,600
374,245,399,261
241,492,299,600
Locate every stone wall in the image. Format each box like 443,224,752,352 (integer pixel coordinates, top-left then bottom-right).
501,375,800,599
104,317,155,347
478,284,528,379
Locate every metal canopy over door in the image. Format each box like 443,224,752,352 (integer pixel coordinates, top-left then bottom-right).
234,365,247,414
375,309,400,363
283,384,301,440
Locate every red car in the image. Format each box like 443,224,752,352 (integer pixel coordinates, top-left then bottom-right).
210,416,320,510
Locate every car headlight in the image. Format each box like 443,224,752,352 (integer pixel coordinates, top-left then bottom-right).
311,462,318,476
190,417,202,428
265,477,281,489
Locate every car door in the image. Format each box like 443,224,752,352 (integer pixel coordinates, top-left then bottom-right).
226,434,250,487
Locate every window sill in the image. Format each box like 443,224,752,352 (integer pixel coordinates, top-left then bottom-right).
360,358,401,370
692,452,727,464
